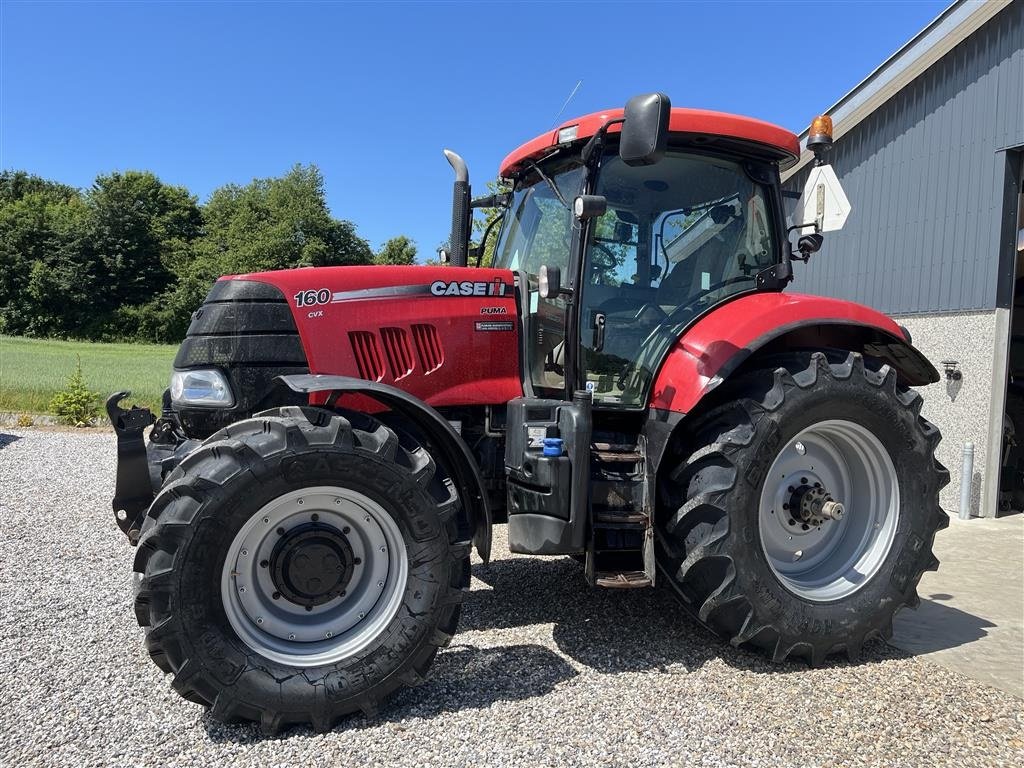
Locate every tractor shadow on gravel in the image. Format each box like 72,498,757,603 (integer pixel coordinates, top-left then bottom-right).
462,555,904,676
202,553,924,742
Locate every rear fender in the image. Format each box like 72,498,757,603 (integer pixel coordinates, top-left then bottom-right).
277,374,492,563
649,292,939,415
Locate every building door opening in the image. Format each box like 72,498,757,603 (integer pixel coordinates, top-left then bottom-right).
1000,152,1024,513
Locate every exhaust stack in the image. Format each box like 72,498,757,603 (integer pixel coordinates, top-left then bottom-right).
443,149,471,267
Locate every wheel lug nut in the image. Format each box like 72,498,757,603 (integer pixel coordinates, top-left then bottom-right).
311,513,319,522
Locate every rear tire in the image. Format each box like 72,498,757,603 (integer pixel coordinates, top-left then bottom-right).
133,406,470,734
656,352,949,665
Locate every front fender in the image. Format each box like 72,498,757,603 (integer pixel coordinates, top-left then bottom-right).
650,292,939,414
277,374,492,563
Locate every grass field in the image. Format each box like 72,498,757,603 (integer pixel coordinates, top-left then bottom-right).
0,335,177,416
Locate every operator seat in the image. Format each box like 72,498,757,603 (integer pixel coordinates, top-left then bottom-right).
658,213,745,307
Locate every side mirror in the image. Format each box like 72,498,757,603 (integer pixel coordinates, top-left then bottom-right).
538,264,563,299
797,233,824,258
619,92,671,167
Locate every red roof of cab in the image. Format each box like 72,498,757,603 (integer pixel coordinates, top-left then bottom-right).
499,107,800,178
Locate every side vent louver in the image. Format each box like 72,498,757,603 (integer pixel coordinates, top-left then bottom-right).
412,323,444,374
380,327,414,381
348,331,385,382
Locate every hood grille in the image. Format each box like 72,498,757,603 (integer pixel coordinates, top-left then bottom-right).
380,327,414,381
411,323,444,374
348,331,385,382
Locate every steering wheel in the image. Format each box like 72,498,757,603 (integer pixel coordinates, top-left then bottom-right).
597,297,668,322
590,241,621,286
613,275,754,393
659,275,754,327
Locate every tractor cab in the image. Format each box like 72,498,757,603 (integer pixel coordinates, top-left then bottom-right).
493,127,783,409
441,95,842,583
464,94,828,412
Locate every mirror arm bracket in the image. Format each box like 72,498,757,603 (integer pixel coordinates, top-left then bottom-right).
581,118,625,166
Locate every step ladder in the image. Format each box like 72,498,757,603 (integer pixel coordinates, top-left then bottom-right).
585,439,655,589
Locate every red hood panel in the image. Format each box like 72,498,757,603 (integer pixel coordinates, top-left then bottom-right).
222,266,523,407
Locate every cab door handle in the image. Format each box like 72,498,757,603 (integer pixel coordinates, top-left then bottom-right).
593,312,606,352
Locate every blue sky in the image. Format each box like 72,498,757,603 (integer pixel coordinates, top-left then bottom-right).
1,0,947,257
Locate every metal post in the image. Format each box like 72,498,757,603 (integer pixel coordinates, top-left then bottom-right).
959,442,974,520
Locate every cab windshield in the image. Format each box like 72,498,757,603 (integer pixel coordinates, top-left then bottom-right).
580,151,776,406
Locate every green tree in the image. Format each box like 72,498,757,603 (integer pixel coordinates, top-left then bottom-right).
161,164,374,338
375,235,417,265
0,164,376,343
88,170,201,311
194,164,371,277
49,355,99,427
0,170,77,205
0,183,99,337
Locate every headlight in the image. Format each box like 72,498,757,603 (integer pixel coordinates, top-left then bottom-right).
169,369,234,407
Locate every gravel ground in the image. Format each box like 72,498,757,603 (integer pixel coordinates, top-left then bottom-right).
1,428,1021,768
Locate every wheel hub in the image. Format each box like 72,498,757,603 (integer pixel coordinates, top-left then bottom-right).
789,483,845,527
270,523,355,607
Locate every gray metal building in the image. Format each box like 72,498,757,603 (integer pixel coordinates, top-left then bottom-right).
782,0,1024,517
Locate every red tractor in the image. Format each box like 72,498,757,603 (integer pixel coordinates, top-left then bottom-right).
108,94,948,734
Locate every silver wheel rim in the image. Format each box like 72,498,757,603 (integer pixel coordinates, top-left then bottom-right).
221,486,408,666
758,419,899,602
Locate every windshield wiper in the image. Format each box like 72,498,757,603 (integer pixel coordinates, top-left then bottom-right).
527,160,572,211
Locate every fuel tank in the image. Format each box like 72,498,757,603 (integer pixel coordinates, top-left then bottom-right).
226,265,524,407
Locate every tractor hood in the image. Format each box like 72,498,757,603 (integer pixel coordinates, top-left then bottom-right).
200,266,524,411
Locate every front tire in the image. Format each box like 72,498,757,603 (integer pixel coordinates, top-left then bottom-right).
133,406,470,734
656,352,949,665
